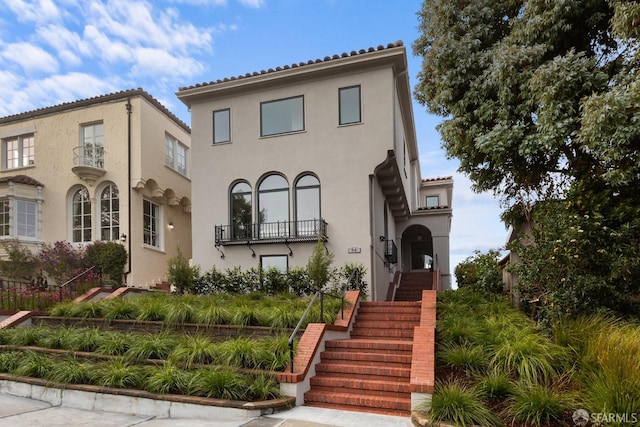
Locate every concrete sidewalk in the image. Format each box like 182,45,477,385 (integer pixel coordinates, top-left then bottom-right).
0,392,414,427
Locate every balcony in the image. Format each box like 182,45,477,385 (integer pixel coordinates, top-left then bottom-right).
215,219,328,245
384,239,398,264
72,145,105,186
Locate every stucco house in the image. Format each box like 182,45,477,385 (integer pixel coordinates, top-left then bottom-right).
0,89,192,286
177,41,453,298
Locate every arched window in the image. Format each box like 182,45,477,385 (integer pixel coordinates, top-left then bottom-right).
230,181,252,239
295,174,320,237
72,187,91,243
258,174,289,238
100,184,119,241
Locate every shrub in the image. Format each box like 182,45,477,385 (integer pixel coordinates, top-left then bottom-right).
145,363,193,394
428,380,502,427
170,335,217,368
47,357,95,385
454,249,503,293
506,382,577,427
307,240,334,292
94,359,148,389
126,332,178,362
247,373,280,400
167,245,198,294
38,241,86,285
14,351,55,378
85,241,127,285
0,241,37,280
476,370,515,400
190,368,246,400
439,343,487,374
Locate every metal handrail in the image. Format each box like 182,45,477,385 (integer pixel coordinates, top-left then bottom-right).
288,291,321,373
59,266,97,288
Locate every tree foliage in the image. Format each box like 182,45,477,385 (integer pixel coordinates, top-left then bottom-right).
455,249,503,294
306,240,334,292
415,0,640,321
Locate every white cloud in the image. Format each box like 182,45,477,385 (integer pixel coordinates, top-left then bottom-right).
83,24,133,63
37,24,91,66
23,72,119,105
4,0,63,24
1,42,59,74
237,0,264,7
131,47,205,78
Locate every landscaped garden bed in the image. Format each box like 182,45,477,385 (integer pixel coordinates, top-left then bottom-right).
422,288,640,427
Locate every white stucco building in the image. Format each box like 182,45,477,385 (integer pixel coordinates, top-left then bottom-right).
0,89,192,286
178,41,453,298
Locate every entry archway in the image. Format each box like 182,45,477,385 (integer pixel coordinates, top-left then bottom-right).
401,225,433,271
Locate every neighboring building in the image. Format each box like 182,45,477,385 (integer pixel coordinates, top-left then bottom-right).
0,89,192,286
177,41,453,298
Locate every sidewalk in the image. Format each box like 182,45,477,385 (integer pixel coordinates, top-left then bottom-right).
0,392,414,427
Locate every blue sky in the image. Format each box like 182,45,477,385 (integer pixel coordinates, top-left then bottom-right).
0,0,508,281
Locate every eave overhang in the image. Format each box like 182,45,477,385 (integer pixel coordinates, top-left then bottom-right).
374,150,409,220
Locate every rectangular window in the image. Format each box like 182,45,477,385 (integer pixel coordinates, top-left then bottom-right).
426,195,440,208
143,199,160,248
165,134,188,176
3,134,35,170
213,109,231,143
261,96,304,136
339,86,361,125
16,200,36,238
0,200,9,237
261,255,288,273
80,123,104,168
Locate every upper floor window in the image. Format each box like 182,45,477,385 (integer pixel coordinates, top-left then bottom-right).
80,123,104,168
261,96,304,137
339,86,361,125
230,181,252,239
100,184,119,241
295,174,320,237
72,187,92,243
0,200,9,237
426,195,440,208
143,199,160,248
213,109,231,143
3,134,34,170
165,134,188,176
258,174,289,238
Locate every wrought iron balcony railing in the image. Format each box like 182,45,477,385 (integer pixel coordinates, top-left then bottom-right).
384,239,398,264
73,145,104,169
215,219,327,245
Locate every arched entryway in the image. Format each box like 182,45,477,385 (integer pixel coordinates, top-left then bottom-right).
401,225,433,271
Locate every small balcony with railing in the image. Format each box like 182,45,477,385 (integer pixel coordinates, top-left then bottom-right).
72,145,106,185
384,239,398,265
215,219,328,246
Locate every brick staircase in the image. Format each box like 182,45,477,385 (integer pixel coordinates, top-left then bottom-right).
304,301,421,416
393,272,433,301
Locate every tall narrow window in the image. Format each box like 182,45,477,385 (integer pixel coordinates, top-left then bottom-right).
258,174,289,238
81,123,104,168
261,96,304,136
143,199,160,248
295,174,320,237
230,181,252,239
339,86,361,125
16,200,37,239
3,134,34,170
165,134,188,176
0,200,10,237
72,187,92,243
213,109,231,143
100,184,119,241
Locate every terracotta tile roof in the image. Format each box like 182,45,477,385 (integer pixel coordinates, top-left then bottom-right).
416,205,450,211
0,89,190,133
0,175,44,187
178,41,404,92
422,176,453,182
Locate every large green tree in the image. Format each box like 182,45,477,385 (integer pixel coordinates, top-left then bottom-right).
414,0,640,319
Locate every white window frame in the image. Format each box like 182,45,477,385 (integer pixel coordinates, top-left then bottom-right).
80,122,104,168
426,195,440,208
165,134,188,176
99,183,119,241
0,200,9,237
3,134,35,170
143,199,161,250
260,255,289,273
71,187,92,243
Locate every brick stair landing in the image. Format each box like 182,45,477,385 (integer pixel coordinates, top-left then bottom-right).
393,272,433,302
304,301,420,416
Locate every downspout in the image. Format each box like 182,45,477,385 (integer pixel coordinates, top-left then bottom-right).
124,99,133,284
369,175,376,301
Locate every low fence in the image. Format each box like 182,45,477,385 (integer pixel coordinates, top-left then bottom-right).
0,277,97,312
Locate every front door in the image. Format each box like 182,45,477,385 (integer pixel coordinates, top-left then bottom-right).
410,242,431,270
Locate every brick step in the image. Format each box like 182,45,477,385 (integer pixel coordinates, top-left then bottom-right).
304,390,411,414
351,320,419,330
325,338,413,352
396,284,432,290
350,327,415,339
360,301,420,307
309,384,409,400
357,305,421,314
315,362,411,380
320,350,412,366
355,313,421,322
309,376,411,395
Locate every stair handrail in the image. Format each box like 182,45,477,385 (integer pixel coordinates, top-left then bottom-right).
59,265,97,289
288,290,321,373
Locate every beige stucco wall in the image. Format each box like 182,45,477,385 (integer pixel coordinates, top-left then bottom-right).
0,94,191,287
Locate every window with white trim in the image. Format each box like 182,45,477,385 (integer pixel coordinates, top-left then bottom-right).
17,200,37,238
143,199,160,248
426,195,440,208
3,134,34,170
80,123,104,168
260,96,304,136
72,187,92,243
165,134,188,176
0,200,9,237
100,184,119,241
261,255,288,273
